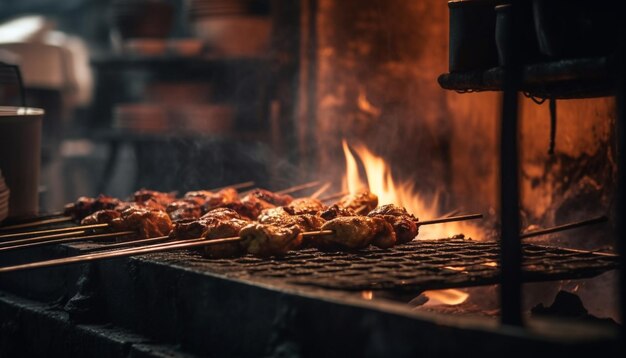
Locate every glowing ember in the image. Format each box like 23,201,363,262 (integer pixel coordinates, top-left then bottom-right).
342,139,483,240
361,290,374,300
422,289,469,306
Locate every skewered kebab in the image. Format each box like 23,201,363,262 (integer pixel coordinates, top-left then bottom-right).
0,185,474,258
0,181,257,232
0,184,324,250
1,214,612,275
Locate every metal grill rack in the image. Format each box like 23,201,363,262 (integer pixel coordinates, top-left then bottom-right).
182,237,619,292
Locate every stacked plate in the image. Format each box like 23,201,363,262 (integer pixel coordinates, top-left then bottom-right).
188,0,261,18
0,169,10,222
170,104,234,133
113,104,169,133
188,0,271,56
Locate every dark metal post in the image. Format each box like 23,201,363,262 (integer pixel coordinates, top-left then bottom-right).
499,0,523,326
615,22,626,345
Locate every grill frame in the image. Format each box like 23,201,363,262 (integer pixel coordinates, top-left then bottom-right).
185,236,619,292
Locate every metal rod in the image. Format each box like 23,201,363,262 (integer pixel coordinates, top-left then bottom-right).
0,237,238,274
615,20,626,342
211,181,255,192
419,214,483,226
0,230,88,248
0,216,74,232
0,223,109,240
520,216,608,239
0,230,87,248
310,182,331,199
319,191,348,203
499,0,523,326
276,180,320,194
0,231,135,252
80,235,170,253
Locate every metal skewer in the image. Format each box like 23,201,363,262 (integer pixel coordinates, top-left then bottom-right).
0,223,109,241
0,230,88,249
0,231,135,252
79,235,171,253
520,215,608,239
0,216,74,232
0,230,335,274
418,213,484,226
276,181,320,194
310,182,332,199
210,181,256,192
319,191,348,203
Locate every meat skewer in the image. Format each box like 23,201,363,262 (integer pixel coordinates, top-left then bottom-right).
0,181,257,231
0,184,328,250
0,204,483,270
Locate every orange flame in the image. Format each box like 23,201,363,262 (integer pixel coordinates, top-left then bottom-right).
422,289,469,306
342,139,483,240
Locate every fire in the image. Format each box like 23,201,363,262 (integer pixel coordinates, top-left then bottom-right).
342,139,483,240
422,289,469,306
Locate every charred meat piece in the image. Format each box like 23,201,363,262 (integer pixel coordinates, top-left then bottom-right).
245,189,293,206
337,191,378,214
283,198,325,215
225,196,274,220
198,188,240,212
200,207,244,221
171,208,249,257
202,216,250,258
133,189,176,206
166,200,203,221
80,210,121,225
110,207,173,239
240,223,303,257
319,216,396,249
367,204,418,244
319,204,357,220
64,195,121,220
169,219,211,241
115,198,166,213
258,207,326,232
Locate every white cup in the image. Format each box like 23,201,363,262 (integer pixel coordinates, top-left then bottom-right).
0,107,44,218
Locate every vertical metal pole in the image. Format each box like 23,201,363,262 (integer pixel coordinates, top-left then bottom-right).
615,24,626,345
499,0,523,326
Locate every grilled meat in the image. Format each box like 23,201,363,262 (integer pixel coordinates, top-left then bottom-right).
240,223,303,257
64,195,121,220
258,207,326,232
245,189,293,206
169,208,249,257
202,216,250,258
283,198,325,215
367,204,418,244
337,191,378,214
115,198,167,212
80,209,121,225
319,204,357,220
166,200,203,221
110,207,173,239
193,188,239,212
319,216,396,249
133,189,176,206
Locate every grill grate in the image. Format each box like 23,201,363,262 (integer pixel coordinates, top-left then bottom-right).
198,237,619,292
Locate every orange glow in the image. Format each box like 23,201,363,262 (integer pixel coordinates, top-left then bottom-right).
341,139,484,240
422,289,469,306
361,290,374,300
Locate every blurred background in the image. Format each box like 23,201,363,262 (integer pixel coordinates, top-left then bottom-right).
0,0,301,212
0,0,616,246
